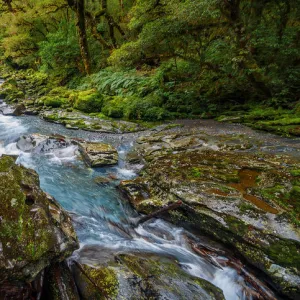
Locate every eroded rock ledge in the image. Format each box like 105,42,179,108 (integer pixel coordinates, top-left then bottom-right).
120,131,300,299
0,155,79,298
72,245,225,300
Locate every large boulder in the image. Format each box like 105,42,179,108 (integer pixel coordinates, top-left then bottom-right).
0,155,79,283
78,142,118,167
16,134,72,153
72,245,225,300
120,135,300,299
0,103,26,116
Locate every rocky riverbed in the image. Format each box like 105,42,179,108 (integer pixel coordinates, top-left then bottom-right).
0,88,300,299
120,127,300,298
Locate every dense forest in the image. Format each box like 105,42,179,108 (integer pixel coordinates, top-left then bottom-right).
0,0,299,126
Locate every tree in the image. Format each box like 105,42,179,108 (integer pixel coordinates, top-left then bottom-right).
67,0,91,74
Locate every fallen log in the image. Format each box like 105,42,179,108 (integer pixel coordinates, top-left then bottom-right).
188,239,276,300
226,260,276,300
136,200,183,226
186,236,226,255
191,243,223,269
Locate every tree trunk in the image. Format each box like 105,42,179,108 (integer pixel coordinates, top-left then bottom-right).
67,0,91,74
76,0,91,74
101,0,126,48
3,0,14,12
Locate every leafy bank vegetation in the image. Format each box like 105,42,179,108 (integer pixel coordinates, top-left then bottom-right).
0,0,299,133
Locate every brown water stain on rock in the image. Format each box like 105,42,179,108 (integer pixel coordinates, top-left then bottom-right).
229,169,279,214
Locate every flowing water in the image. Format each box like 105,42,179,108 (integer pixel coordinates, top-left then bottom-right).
2,82,298,299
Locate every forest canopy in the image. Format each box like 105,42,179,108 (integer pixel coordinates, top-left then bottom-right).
0,0,299,121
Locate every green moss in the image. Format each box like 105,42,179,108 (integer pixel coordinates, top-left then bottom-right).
290,169,300,177
49,87,72,98
0,156,53,263
290,186,300,199
261,118,300,126
224,215,249,236
42,96,68,108
261,185,289,206
268,241,300,268
117,253,224,299
238,202,256,214
71,89,103,113
213,169,240,183
193,278,225,300
216,105,300,137
190,167,203,178
0,155,16,172
82,265,119,299
43,113,60,121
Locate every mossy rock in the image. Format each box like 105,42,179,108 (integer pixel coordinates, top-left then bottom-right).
71,89,103,113
40,96,68,108
72,261,119,300
78,142,118,167
73,247,225,300
0,155,79,282
120,145,300,298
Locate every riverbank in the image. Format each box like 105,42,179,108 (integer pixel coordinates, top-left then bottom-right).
1,68,299,137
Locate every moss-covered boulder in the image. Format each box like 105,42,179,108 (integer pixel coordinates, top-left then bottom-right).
0,155,79,283
40,95,68,108
120,133,300,298
71,89,103,113
72,246,225,300
78,142,118,168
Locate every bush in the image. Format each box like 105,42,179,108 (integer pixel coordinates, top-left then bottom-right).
72,89,103,113
101,96,127,118
143,107,170,121
101,93,172,121
123,96,170,121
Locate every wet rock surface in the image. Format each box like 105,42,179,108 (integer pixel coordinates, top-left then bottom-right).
41,110,146,134
0,103,25,116
42,262,80,300
0,155,78,286
121,129,300,298
72,245,225,300
16,133,72,153
78,141,118,167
